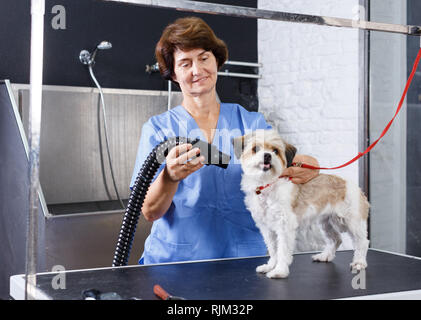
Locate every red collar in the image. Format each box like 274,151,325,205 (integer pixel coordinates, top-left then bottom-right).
255,175,287,195
255,162,306,195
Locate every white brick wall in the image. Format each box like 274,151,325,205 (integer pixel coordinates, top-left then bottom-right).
258,0,360,184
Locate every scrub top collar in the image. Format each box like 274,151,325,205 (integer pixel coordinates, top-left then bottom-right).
172,104,229,146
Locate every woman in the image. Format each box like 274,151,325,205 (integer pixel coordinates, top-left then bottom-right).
130,16,319,264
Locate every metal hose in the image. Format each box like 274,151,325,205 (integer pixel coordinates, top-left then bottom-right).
89,65,125,210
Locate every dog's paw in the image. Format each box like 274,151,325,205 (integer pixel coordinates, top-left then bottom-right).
350,260,367,271
266,265,289,279
312,251,335,263
256,264,274,274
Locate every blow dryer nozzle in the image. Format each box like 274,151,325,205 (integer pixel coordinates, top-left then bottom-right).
190,138,231,169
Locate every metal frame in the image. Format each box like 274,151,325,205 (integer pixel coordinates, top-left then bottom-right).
358,0,370,198
217,70,261,79
104,0,421,36
27,0,45,300
219,60,262,79
26,0,421,300
225,60,262,68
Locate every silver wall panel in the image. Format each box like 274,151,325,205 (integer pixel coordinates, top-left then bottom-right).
44,213,152,269
17,86,182,206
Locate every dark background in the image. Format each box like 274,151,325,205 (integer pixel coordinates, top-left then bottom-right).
0,0,259,110
406,0,421,257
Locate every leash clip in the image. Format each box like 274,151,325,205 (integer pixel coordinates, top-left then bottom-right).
255,187,262,195
293,161,303,168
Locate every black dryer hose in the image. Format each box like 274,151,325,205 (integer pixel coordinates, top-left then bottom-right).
112,136,230,267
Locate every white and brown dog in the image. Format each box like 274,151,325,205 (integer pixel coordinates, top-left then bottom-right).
233,129,370,279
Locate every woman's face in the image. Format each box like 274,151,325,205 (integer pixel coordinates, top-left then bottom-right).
172,48,218,97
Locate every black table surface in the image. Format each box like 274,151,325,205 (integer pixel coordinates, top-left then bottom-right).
24,249,421,300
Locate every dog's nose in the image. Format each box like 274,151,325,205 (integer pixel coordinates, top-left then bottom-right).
264,153,271,164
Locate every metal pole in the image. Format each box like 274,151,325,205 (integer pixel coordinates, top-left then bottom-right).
25,0,45,300
103,0,421,36
225,60,262,68
356,0,369,198
217,71,261,79
168,80,172,110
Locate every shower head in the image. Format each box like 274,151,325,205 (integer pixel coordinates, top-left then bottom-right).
79,41,112,66
97,41,112,50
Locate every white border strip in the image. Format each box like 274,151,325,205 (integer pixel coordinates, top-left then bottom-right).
337,289,421,300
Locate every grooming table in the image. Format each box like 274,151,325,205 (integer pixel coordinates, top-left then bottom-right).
9,249,421,300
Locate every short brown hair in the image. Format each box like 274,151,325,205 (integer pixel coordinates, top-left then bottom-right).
155,16,228,81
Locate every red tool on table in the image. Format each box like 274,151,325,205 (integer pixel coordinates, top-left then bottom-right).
153,284,185,300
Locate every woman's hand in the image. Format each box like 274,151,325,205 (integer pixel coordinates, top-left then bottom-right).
164,143,206,183
281,154,320,184
142,143,205,222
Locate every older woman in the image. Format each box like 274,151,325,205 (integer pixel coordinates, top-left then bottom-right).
130,16,319,264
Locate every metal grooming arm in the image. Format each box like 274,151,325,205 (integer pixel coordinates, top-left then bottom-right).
103,0,421,36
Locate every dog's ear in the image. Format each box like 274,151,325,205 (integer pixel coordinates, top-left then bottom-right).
285,143,297,167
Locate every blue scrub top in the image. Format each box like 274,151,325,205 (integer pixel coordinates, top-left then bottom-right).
130,103,272,264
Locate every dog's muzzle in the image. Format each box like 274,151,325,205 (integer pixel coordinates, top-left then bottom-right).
262,153,272,171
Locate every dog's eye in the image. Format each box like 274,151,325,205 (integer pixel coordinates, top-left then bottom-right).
273,148,279,155
252,146,260,153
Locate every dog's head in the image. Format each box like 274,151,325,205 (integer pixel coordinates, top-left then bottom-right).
232,129,297,179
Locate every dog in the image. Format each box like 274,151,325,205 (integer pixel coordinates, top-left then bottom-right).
232,129,370,279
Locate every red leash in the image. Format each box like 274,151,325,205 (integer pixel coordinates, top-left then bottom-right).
293,47,421,171
256,47,421,194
